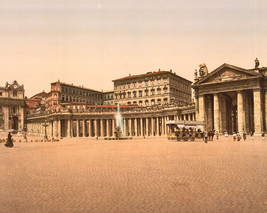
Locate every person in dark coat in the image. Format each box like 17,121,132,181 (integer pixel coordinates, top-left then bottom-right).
5,132,14,148
243,131,247,141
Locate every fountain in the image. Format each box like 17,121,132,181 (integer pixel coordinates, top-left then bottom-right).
115,103,124,137
105,103,132,140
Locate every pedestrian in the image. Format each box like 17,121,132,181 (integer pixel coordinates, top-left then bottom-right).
211,130,215,141
250,131,253,140
204,131,208,143
233,132,236,141
243,131,247,141
236,132,241,141
216,131,219,140
261,132,265,140
5,132,14,148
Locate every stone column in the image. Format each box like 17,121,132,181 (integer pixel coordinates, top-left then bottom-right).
151,117,154,136
237,91,244,133
124,119,127,136
265,90,267,132
94,120,97,137
164,116,167,135
157,117,160,136
20,106,24,131
101,119,105,137
134,118,138,136
129,119,132,136
58,120,61,138
140,118,143,136
198,95,205,131
107,119,110,137
82,120,86,137
112,119,115,136
67,119,71,137
253,89,262,134
214,94,220,132
145,118,149,136
77,120,80,137
89,120,92,137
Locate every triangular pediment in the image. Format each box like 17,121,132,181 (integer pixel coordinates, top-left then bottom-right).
194,64,261,86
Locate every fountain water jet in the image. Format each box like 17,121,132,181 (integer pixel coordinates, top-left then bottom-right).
115,103,124,137
104,103,132,140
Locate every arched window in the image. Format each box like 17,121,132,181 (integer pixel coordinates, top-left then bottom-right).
139,90,142,97
151,99,155,105
139,100,143,106
164,87,167,94
163,98,168,104
145,89,148,96
145,100,149,106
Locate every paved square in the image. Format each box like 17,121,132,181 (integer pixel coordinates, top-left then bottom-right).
0,137,266,213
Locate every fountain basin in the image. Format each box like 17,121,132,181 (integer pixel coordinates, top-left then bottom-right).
104,137,132,140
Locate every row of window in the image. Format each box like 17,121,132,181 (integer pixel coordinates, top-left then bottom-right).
103,101,114,105
0,91,17,97
61,87,102,99
170,79,191,91
127,98,168,106
103,94,114,99
115,78,167,90
115,88,168,99
61,95,99,105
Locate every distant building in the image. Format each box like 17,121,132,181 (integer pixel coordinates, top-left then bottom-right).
103,91,114,105
112,69,192,106
25,91,47,116
0,81,25,131
45,81,103,112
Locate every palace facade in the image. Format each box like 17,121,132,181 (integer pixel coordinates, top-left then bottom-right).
0,81,25,132
113,69,192,106
25,69,194,138
193,62,267,135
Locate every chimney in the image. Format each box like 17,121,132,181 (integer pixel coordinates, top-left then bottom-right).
170,69,172,73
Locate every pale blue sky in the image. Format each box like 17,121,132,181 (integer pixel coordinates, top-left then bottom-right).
0,0,266,97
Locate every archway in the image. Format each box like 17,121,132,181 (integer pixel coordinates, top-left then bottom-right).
12,116,18,130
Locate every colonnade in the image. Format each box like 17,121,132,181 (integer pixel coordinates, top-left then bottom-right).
27,111,196,138
197,89,266,134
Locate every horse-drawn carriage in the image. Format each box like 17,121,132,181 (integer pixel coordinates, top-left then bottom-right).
166,120,204,142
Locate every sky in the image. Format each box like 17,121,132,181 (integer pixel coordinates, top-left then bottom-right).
0,0,266,97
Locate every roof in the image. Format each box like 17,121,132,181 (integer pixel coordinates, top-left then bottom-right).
113,70,192,83
25,102,39,108
193,63,263,86
113,71,169,82
51,81,102,93
30,91,47,99
27,98,41,102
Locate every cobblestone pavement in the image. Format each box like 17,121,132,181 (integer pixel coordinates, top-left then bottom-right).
0,136,266,213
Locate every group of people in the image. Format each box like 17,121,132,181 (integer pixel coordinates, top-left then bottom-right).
232,131,265,141
203,130,265,143
203,130,217,143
